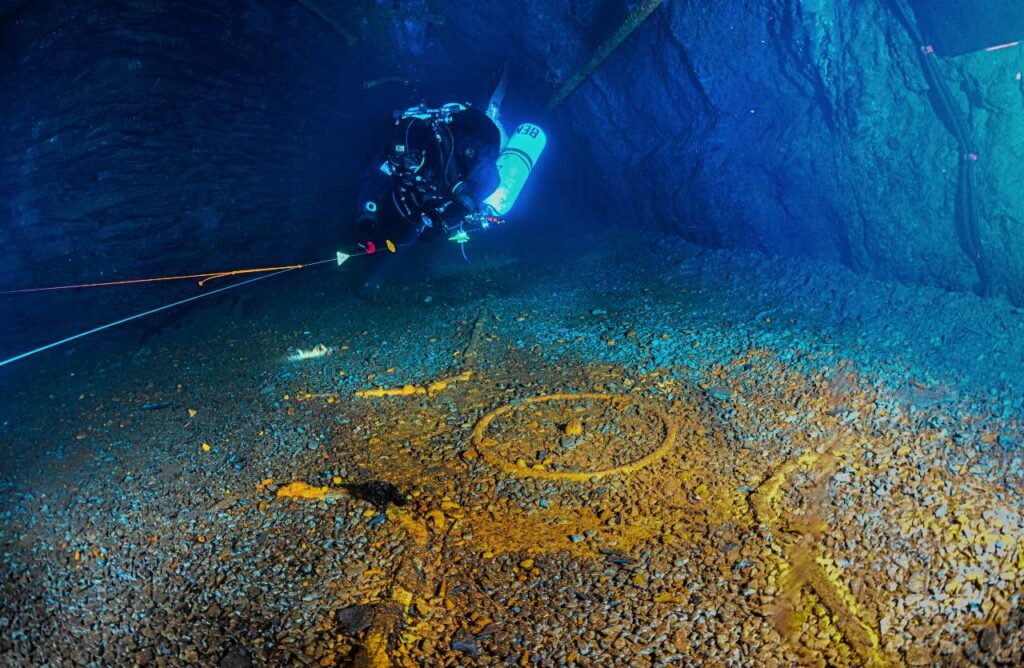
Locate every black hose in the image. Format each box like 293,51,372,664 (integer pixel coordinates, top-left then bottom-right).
887,0,988,293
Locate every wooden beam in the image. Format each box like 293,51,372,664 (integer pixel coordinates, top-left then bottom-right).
547,0,666,110
296,0,358,46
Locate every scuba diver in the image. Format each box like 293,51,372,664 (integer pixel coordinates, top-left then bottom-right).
348,65,546,297
351,101,504,252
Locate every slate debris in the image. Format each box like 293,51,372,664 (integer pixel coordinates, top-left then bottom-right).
218,645,252,668
2,241,1024,666
450,628,480,657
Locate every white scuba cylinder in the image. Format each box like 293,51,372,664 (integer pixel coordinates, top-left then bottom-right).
483,123,547,216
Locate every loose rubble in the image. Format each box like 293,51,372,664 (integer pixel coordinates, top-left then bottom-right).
2,238,1023,666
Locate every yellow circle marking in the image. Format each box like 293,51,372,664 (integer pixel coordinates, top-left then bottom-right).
471,393,680,481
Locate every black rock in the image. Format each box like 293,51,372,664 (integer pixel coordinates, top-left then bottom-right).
343,481,408,510
219,645,252,668
336,604,375,635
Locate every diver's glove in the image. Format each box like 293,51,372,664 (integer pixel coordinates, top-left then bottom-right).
435,195,475,229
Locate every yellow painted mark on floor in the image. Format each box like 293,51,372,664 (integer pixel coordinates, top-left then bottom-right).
753,447,893,666
815,553,883,658
276,481,330,501
356,371,473,398
359,629,391,668
388,508,428,546
472,393,689,481
751,450,822,527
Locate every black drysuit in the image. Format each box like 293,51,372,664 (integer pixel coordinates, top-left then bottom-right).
353,106,501,247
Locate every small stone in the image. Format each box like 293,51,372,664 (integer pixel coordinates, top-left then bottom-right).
219,645,252,668
335,605,374,635
980,627,1000,654
907,572,926,594
451,629,479,657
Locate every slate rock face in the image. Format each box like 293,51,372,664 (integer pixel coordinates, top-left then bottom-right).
2,0,1023,358
0,0,375,353
434,0,1024,302
1,0,353,260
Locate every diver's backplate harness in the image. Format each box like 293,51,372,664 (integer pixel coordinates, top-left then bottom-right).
368,101,545,247
387,102,482,233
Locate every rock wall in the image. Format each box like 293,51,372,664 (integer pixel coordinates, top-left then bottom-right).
0,0,368,271
0,0,379,351
436,0,1024,302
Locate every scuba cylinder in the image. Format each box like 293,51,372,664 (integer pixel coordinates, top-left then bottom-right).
483,123,547,216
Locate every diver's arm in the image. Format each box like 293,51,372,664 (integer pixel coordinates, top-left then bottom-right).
463,159,500,208
439,160,500,223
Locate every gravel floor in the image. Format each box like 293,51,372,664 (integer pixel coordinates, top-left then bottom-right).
2,232,1023,666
